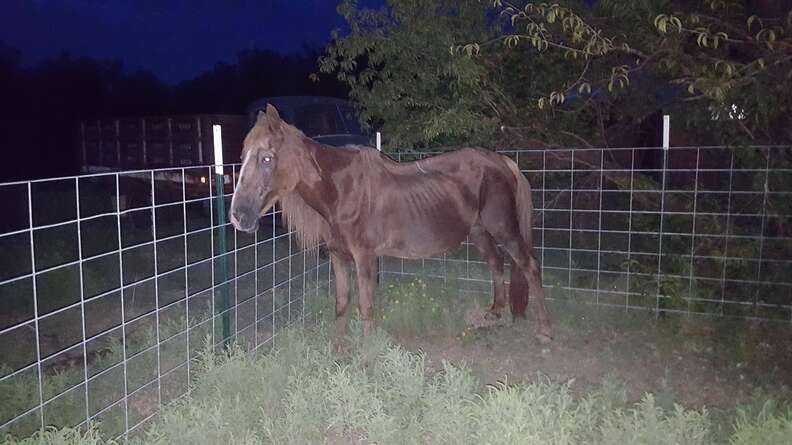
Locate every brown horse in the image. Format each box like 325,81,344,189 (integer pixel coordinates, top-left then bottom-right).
230,105,552,343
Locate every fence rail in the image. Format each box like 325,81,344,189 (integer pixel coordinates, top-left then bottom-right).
381,145,792,322
0,165,331,440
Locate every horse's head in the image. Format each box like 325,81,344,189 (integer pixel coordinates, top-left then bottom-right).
230,104,303,232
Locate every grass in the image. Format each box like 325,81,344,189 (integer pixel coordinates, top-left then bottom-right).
3,277,792,444
307,276,492,341
2,426,110,445
5,320,792,445
376,278,469,338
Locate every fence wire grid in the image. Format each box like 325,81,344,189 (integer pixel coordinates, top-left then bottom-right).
381,145,792,322
0,165,331,440
1,144,791,441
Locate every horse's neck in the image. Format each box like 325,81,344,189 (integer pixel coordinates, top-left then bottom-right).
294,143,376,219
291,142,341,219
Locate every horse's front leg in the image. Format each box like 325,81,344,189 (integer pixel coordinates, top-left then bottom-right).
353,252,377,336
331,253,352,340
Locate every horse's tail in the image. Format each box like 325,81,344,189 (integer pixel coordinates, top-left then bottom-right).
505,157,534,318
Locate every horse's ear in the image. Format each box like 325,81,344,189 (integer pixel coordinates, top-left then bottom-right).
256,110,266,123
266,104,282,122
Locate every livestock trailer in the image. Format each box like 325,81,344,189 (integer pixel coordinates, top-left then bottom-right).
80,114,247,173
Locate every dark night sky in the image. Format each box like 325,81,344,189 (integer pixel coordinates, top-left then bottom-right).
1,0,382,84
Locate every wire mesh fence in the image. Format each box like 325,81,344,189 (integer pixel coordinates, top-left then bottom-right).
0,166,331,440
380,145,792,322
2,144,790,441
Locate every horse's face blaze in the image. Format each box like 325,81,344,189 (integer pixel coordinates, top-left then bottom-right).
230,105,288,233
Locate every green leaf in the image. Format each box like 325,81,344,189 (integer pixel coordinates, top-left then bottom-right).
671,16,682,32
747,15,763,32
654,14,665,30
655,15,668,33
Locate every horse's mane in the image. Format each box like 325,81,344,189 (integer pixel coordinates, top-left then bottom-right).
279,139,330,251
280,192,325,251
279,144,383,250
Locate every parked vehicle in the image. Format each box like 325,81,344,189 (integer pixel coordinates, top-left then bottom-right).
246,96,370,147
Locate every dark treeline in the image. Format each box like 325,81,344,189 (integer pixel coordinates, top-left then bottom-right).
0,42,347,182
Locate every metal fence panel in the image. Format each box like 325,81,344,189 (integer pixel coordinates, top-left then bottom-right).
381,146,792,322
3,145,790,440
0,165,330,440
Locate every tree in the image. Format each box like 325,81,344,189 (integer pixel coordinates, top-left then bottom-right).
320,0,686,149
322,0,792,149
319,0,502,150
467,0,792,145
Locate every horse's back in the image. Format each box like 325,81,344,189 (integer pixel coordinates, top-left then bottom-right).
324,144,518,257
374,147,506,177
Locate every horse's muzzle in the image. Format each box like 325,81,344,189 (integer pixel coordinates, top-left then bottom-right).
230,207,259,233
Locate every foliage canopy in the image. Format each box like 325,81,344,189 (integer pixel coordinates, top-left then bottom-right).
321,0,792,150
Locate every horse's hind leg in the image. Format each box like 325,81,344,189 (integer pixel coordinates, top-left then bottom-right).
499,239,553,344
469,226,507,319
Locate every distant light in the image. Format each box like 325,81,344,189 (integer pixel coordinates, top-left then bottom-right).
200,176,207,184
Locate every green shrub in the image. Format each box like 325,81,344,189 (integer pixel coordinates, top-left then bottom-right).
597,394,711,445
2,425,115,445
5,281,792,445
730,400,792,445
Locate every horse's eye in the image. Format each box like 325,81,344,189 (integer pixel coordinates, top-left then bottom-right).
263,156,272,163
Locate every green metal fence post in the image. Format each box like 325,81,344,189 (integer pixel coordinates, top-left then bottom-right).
213,124,231,348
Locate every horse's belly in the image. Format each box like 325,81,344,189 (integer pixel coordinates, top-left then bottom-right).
374,218,470,259
372,177,477,258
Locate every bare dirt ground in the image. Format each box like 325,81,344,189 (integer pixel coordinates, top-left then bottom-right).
397,300,792,411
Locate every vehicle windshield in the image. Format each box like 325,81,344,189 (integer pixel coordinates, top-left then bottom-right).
293,104,362,137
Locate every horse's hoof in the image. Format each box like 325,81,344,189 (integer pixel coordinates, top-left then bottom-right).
362,320,374,337
535,333,552,345
333,338,349,354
